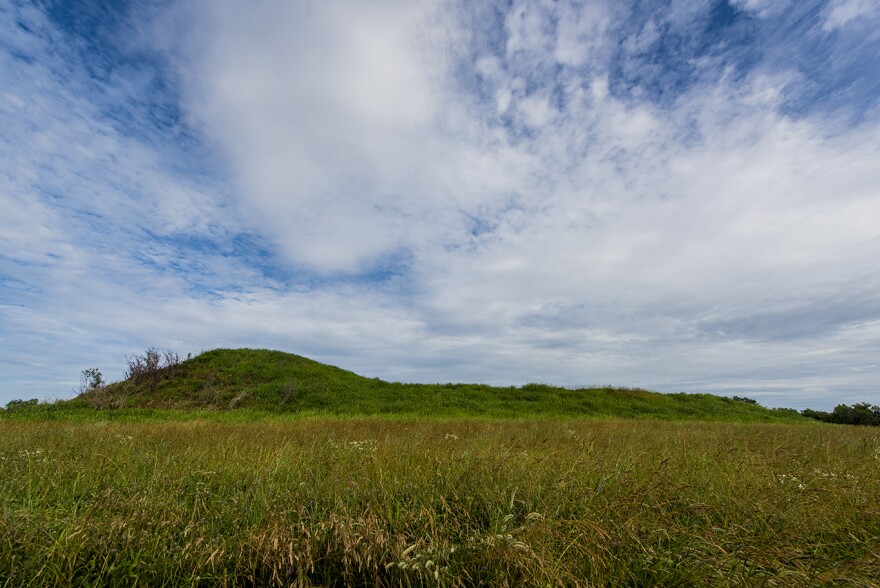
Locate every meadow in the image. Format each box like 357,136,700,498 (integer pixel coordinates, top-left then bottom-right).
2,415,878,586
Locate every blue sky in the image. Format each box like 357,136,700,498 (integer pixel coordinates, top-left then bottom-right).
2,0,879,410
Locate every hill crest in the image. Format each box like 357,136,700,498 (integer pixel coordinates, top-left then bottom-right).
70,348,807,422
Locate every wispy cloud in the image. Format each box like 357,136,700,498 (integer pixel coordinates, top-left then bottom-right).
2,0,879,409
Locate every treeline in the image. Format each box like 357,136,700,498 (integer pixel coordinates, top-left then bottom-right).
800,403,880,427
729,396,880,427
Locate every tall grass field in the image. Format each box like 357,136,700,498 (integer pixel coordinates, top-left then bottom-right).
2,416,878,586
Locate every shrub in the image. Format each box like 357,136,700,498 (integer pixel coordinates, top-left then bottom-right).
124,348,183,387
801,404,880,427
79,368,105,393
5,398,40,411
831,403,880,426
771,407,799,415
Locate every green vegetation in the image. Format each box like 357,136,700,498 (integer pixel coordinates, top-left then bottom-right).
36,348,806,423
3,348,877,585
1,418,878,586
801,403,880,426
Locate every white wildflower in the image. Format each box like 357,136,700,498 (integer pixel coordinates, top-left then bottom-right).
347,439,377,452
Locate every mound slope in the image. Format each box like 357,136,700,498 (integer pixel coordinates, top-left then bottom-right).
77,348,805,422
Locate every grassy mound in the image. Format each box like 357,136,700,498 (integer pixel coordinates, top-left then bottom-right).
69,348,806,422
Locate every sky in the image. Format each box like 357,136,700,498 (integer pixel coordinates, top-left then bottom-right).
2,0,879,410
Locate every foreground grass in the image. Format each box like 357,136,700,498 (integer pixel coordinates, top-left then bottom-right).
1,418,878,586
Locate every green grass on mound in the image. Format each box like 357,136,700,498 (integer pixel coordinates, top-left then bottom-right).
42,348,808,423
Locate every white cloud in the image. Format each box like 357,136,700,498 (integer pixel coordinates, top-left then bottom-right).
152,0,470,273
623,19,660,55
823,0,880,30
666,0,714,32
730,0,793,18
517,93,558,129
505,0,557,57
554,1,613,66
